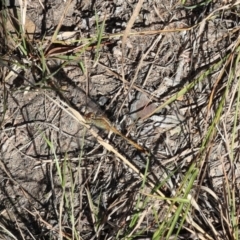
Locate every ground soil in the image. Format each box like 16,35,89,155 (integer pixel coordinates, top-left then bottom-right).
0,0,239,239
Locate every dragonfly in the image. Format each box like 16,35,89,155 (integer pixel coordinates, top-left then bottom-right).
84,112,148,155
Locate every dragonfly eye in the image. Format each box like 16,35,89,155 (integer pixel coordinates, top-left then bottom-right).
84,112,95,120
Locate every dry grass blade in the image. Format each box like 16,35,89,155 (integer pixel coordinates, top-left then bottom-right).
208,37,240,111
23,207,71,238
121,0,144,57
18,0,27,34
0,224,18,240
46,0,73,51
121,0,144,82
85,187,99,235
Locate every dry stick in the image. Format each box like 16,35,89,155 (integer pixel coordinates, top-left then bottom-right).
44,93,212,240
141,35,163,88
120,0,144,113
121,0,144,62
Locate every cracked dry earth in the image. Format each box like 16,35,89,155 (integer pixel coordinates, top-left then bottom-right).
0,0,240,239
